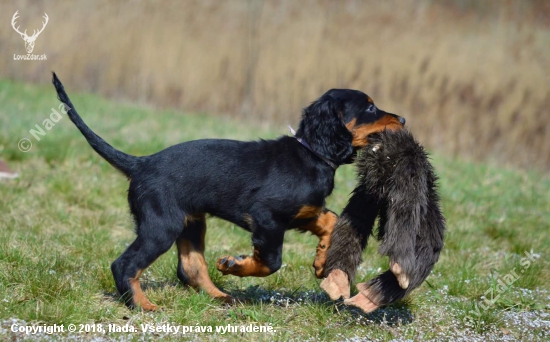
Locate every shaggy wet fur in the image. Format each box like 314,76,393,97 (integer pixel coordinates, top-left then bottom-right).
323,129,445,307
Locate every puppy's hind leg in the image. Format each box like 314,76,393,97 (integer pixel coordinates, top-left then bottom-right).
111,218,181,311
177,214,234,303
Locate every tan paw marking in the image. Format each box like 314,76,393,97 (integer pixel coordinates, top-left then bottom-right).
320,269,350,300
216,253,271,277
344,285,379,313
390,261,410,289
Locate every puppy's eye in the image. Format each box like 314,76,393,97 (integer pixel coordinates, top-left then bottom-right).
366,104,375,112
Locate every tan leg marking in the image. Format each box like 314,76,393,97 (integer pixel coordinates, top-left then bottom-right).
178,240,234,303
301,210,338,278
129,269,158,311
178,215,234,303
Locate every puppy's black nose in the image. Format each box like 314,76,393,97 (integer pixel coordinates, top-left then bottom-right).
399,116,406,125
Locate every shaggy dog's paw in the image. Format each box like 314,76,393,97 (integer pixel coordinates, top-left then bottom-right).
390,261,410,289
320,269,350,300
344,293,379,313
344,284,380,313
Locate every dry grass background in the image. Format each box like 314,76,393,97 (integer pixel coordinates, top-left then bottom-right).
1,0,549,172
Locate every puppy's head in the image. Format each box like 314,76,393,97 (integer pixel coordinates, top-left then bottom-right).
327,89,405,148
297,89,405,166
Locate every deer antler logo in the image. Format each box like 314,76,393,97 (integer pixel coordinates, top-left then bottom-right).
11,11,49,54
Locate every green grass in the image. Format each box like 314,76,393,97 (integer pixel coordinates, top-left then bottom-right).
0,79,548,341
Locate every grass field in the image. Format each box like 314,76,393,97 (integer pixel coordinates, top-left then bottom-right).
0,79,549,341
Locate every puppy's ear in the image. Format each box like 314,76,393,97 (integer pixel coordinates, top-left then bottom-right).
297,95,353,165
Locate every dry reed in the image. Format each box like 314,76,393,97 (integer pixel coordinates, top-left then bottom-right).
2,0,549,171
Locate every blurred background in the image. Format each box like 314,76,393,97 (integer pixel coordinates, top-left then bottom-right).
2,0,549,172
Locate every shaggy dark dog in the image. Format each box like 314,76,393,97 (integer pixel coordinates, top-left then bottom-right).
321,129,445,313
52,73,405,310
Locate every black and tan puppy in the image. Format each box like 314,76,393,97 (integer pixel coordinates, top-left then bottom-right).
52,73,405,310
321,129,445,313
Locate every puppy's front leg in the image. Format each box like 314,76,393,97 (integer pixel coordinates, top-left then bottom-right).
300,209,338,278
217,216,284,277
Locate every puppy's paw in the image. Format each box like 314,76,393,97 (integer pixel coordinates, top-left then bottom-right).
216,253,272,277
130,299,159,312
216,255,244,275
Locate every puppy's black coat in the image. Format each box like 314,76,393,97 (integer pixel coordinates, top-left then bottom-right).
52,73,404,310
323,129,445,308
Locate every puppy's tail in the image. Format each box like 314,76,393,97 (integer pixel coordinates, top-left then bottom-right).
52,72,138,177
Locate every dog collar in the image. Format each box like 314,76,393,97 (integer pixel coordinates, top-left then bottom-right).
288,125,337,170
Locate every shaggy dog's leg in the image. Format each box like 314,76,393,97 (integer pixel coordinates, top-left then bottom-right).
320,190,379,300
354,202,444,307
